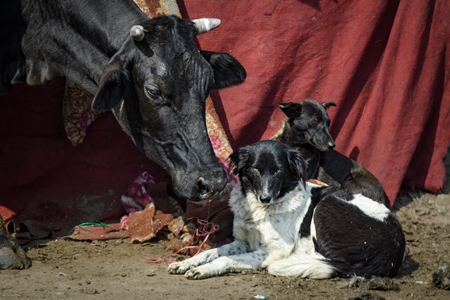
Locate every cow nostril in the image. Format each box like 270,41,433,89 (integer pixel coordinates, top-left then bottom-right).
197,177,212,200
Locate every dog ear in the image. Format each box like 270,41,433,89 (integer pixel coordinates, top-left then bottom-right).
278,102,301,119
287,149,307,183
321,102,337,110
228,147,250,175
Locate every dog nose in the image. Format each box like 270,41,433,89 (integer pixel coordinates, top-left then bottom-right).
259,195,272,203
328,141,335,149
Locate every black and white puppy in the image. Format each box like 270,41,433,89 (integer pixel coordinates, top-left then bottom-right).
167,140,405,280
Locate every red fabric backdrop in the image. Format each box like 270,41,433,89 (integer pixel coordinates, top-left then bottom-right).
181,0,450,201
0,0,449,238
0,79,169,235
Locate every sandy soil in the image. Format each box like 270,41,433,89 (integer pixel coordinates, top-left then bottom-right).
1,191,449,300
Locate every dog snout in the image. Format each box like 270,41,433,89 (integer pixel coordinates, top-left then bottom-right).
257,180,274,204
259,195,272,203
258,191,273,203
328,141,335,149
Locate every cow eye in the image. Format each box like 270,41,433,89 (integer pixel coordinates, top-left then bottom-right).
145,88,164,103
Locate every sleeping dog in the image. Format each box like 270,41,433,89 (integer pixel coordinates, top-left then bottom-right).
167,140,405,279
272,99,389,207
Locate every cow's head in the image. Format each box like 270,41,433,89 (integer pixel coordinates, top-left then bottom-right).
92,16,246,201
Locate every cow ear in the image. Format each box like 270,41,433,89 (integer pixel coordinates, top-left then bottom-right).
228,147,250,175
287,149,307,183
322,102,337,110
200,51,247,89
279,102,301,120
92,37,136,111
92,65,129,111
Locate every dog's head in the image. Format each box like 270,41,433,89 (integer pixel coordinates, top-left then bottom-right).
278,99,336,151
229,140,307,204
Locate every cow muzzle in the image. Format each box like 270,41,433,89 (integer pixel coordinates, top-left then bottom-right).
196,175,227,200
196,169,227,200
197,177,214,200
173,168,227,201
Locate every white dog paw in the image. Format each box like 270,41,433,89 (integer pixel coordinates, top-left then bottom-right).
167,262,191,274
185,268,209,280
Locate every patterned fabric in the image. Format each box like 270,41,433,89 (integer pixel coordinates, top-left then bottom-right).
134,0,181,18
62,82,102,146
205,96,235,181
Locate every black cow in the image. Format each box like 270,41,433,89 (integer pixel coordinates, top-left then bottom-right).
1,0,246,201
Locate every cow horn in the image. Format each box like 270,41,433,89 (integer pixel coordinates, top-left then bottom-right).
130,25,145,41
193,18,221,34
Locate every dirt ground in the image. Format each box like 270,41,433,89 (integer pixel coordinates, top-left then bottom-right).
1,191,449,300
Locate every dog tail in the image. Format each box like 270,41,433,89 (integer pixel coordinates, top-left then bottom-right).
267,254,335,279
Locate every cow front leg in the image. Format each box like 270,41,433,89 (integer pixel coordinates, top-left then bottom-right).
0,215,32,269
168,240,249,275
185,250,266,280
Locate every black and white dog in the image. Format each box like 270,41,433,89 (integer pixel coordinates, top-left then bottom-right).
168,141,405,280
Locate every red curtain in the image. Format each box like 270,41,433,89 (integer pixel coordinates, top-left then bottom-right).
1,0,449,236
180,0,450,204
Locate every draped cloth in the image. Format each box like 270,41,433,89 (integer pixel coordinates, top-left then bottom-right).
182,0,450,203
0,0,449,244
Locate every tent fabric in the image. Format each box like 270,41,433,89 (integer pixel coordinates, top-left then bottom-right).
0,79,160,236
180,0,450,203
1,0,449,241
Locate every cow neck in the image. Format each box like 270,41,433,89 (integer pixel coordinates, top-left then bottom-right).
20,0,148,94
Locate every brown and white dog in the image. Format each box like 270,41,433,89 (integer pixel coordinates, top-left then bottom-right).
272,99,389,207
167,141,405,280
